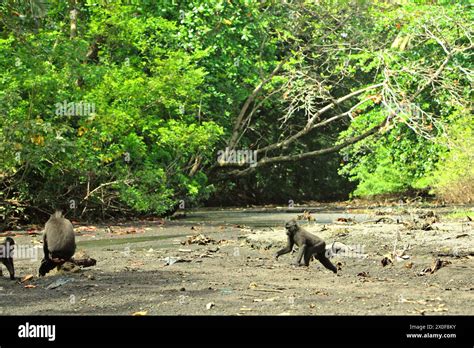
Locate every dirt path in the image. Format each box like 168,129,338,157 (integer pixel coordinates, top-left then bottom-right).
1,208,472,315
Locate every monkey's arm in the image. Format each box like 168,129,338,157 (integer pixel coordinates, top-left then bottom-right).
275,236,294,259
39,234,55,276
294,244,306,266
42,234,50,260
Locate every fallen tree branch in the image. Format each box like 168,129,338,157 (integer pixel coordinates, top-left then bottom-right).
225,117,387,177
83,179,134,201
254,83,383,156
72,257,97,268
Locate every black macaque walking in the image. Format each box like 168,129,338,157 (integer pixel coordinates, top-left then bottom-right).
275,219,337,273
39,211,76,276
0,237,15,280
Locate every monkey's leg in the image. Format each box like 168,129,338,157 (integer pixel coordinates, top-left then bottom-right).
3,258,15,280
293,245,307,266
315,253,337,273
303,243,324,266
303,247,314,266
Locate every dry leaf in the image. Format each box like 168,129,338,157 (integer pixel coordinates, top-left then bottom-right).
0,232,15,237
21,274,34,283
264,297,278,302
24,284,36,289
129,261,144,268
418,258,451,276
76,226,97,232
181,234,215,246
248,282,258,289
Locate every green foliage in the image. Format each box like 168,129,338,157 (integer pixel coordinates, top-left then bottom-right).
428,114,474,202
0,0,472,221
339,116,442,197
0,1,225,217
338,3,472,198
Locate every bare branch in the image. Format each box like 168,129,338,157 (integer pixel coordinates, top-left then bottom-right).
255,83,383,155
226,117,387,177
228,60,286,149
83,179,134,201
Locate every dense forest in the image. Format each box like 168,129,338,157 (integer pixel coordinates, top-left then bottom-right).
0,0,472,223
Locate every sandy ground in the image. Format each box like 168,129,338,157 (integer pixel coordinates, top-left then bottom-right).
0,207,472,315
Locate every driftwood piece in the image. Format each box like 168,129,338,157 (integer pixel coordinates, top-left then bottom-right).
72,257,97,268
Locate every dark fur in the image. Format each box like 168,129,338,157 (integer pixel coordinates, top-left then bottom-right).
0,237,15,280
39,211,76,276
275,219,337,273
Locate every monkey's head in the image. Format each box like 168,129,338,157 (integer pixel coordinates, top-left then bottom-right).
285,219,299,235
4,237,15,245
51,210,63,219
